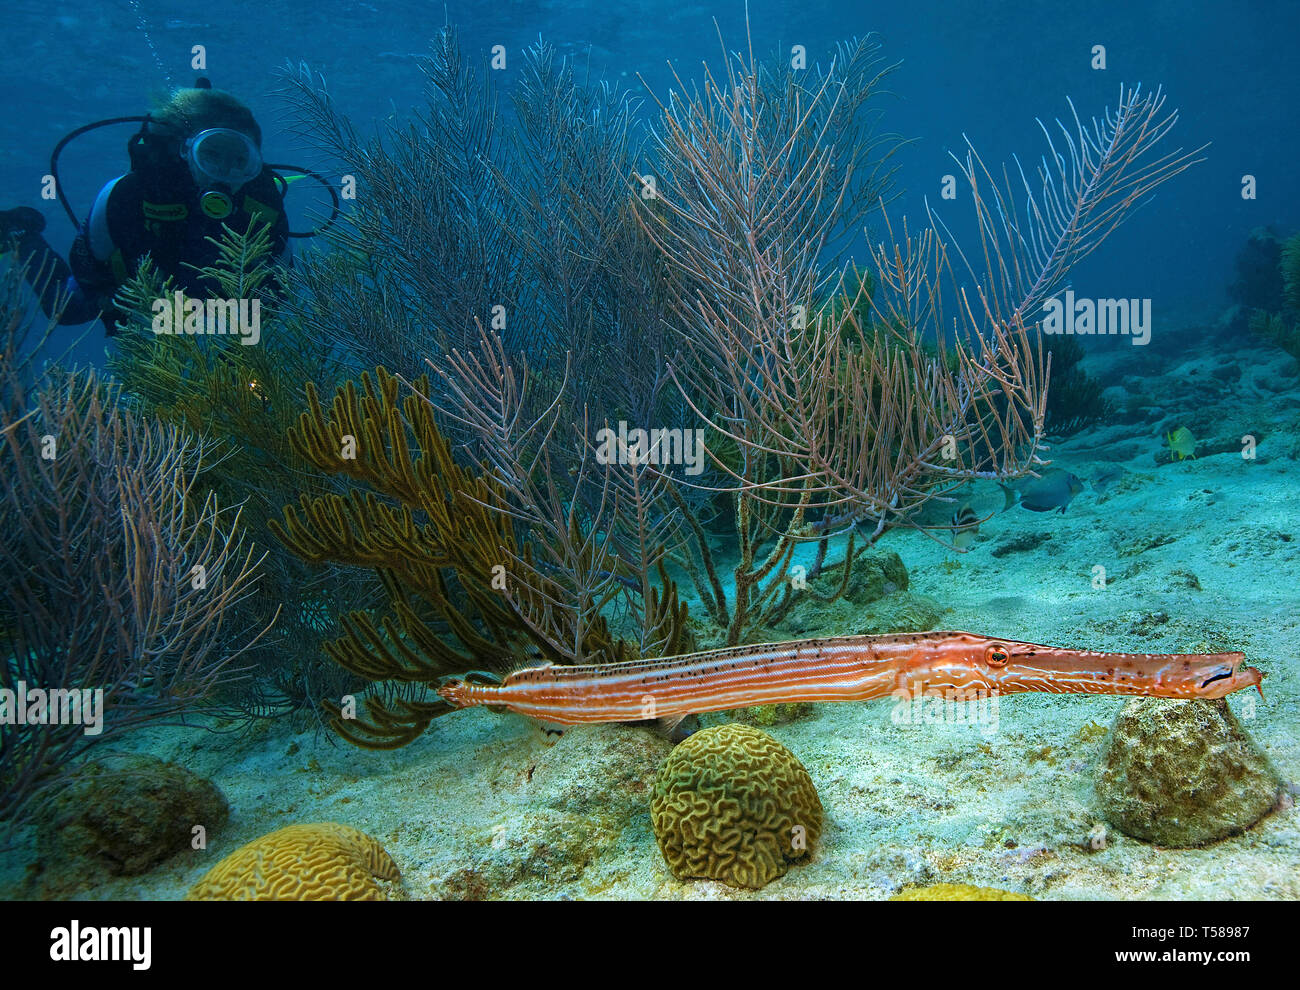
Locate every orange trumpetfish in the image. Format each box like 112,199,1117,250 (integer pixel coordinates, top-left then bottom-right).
436,631,1264,726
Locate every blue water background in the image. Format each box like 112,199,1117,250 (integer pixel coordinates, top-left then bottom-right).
1,0,1296,367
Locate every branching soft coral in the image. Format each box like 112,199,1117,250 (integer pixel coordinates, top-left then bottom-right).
271,365,690,748
0,262,268,830
108,223,380,725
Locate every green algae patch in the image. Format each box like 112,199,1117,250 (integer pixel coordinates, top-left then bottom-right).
725,702,817,727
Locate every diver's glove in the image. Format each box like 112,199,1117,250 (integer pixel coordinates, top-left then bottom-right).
0,206,47,242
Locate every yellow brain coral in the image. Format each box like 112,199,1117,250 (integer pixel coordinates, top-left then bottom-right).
650,723,822,889
892,883,1033,901
185,822,401,900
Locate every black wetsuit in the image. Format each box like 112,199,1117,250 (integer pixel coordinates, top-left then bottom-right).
10,163,289,334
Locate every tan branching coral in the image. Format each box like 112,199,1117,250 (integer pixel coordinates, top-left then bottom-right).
636,27,1202,642
271,365,691,748
108,223,379,724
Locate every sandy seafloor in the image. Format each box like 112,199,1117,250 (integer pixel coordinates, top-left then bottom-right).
3,323,1299,901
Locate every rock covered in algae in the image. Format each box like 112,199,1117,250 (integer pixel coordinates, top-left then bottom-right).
1094,698,1282,847
529,723,672,817
727,702,816,727
781,550,917,637
842,549,910,602
186,822,401,900
650,723,821,889
37,753,228,876
892,883,1033,901
858,592,945,635
436,725,674,898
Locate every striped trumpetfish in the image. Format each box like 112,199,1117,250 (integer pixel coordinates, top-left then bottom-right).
437,631,1263,725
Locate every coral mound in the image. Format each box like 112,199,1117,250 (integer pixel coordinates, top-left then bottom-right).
650,723,822,889
1094,699,1282,847
37,754,228,878
892,883,1033,901
186,822,401,900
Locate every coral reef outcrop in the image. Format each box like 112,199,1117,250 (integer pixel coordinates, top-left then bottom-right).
650,723,822,889
1094,698,1282,847
36,754,228,878
186,822,401,900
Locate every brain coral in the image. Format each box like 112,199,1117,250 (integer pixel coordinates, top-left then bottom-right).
650,723,822,889
1094,698,1282,847
892,883,1033,901
186,822,401,900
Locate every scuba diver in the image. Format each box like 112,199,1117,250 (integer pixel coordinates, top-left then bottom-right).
0,79,334,335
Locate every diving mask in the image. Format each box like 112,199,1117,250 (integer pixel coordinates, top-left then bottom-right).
182,128,262,219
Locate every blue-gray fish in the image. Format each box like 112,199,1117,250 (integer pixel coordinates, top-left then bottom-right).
1091,467,1126,494
999,469,1086,514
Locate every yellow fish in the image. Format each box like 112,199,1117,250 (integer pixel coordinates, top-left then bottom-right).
1167,426,1197,461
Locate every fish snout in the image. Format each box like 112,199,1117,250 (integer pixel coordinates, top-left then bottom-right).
1195,657,1264,699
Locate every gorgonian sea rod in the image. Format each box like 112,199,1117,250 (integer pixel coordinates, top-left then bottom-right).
437,632,1264,725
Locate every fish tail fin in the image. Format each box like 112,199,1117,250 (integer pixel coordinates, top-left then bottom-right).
998,482,1017,511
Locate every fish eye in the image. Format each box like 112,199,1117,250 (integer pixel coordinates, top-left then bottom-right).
985,645,1010,667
